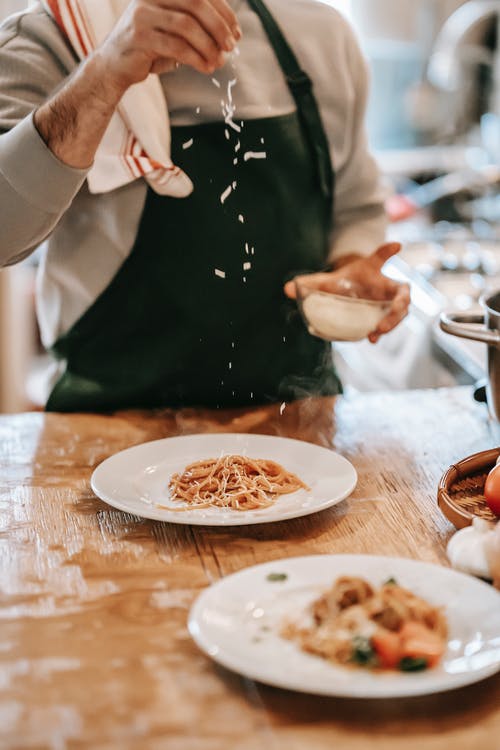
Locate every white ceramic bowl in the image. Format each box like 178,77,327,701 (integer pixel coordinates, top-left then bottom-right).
296,281,392,342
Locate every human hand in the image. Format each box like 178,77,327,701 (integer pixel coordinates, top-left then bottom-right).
99,0,241,93
284,243,410,344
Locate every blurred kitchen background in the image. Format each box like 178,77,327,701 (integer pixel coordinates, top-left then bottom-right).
0,0,499,410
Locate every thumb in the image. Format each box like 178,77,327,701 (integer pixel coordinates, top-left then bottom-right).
284,279,297,299
372,242,402,268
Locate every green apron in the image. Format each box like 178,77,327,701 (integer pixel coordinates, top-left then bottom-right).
46,0,341,412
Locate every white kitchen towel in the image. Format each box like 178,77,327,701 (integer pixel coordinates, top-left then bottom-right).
42,0,193,196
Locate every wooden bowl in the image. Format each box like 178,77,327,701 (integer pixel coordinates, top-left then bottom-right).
438,447,500,529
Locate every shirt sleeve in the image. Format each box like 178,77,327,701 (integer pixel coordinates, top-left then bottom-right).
328,23,388,264
0,9,89,268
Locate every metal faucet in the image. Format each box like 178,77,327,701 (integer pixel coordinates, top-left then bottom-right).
428,0,499,104
425,0,500,162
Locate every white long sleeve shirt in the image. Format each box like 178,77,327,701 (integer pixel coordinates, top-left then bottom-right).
0,0,386,348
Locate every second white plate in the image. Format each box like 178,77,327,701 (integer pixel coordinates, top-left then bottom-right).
90,433,357,526
189,554,500,698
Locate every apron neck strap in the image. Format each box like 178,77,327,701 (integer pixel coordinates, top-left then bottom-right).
246,0,334,202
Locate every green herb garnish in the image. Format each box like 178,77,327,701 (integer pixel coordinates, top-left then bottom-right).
399,657,428,672
384,577,398,585
351,636,377,667
266,572,288,582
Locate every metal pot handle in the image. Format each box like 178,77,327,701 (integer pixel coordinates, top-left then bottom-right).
440,311,500,346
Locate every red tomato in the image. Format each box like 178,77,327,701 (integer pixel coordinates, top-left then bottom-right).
399,622,445,668
484,464,500,517
372,630,402,669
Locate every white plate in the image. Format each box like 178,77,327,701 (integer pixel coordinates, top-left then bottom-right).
90,434,357,526
189,554,500,698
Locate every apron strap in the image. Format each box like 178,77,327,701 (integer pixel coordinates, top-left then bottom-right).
246,0,334,203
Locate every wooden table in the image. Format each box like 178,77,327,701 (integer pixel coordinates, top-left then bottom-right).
1,387,499,750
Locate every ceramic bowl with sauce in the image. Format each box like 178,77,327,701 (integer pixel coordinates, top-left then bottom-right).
295,278,393,342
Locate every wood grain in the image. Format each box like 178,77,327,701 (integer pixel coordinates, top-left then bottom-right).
0,388,499,749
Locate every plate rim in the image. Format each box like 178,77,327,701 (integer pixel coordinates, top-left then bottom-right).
90,433,358,526
188,553,500,698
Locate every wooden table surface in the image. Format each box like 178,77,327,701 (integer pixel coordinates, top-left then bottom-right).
1,387,499,750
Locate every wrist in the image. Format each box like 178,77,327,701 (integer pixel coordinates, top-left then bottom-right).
33,51,128,170
82,51,129,108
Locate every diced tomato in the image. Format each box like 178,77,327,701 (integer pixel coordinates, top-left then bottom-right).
372,630,403,669
399,622,445,668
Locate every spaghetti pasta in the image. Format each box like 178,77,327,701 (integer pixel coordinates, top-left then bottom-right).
167,454,309,511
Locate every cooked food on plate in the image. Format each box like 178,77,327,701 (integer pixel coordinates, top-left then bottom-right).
167,455,309,511
282,576,448,671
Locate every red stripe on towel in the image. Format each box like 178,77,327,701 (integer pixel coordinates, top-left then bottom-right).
70,0,95,50
46,0,67,35
64,0,90,56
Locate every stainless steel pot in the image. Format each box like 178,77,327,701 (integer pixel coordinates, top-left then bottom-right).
440,291,500,419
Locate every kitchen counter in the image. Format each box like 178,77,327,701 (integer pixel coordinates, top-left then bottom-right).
1,387,499,749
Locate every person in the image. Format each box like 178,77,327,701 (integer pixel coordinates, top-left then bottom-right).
0,0,410,412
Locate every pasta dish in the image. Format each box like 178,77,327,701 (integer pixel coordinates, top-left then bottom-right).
282,576,447,672
167,454,309,511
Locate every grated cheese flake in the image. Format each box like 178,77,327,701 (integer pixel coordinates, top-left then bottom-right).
220,185,232,204
243,151,267,161
225,118,241,133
